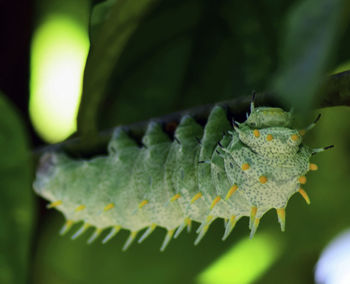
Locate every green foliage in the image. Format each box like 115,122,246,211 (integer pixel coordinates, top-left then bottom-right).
2,0,350,283
0,93,34,284
272,0,350,111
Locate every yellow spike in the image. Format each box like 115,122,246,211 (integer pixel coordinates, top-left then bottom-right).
299,129,306,136
102,225,121,244
266,134,273,141
47,200,62,209
253,129,260,138
170,193,181,202
309,163,318,171
291,134,299,141
222,215,237,241
276,208,286,232
225,184,238,200
298,188,311,205
87,228,103,244
186,217,192,232
241,163,250,171
104,203,115,211
191,192,202,204
174,217,191,238
206,215,213,223
59,220,74,235
249,206,257,229
160,229,175,251
298,176,307,184
138,223,157,243
250,217,260,238
210,196,221,210
259,176,268,184
75,204,86,212
194,224,209,246
138,200,148,209
122,231,138,251
71,223,90,240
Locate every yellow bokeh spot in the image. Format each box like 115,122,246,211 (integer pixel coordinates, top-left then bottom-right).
29,16,89,143
197,233,284,284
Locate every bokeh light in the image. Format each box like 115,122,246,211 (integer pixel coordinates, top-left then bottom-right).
29,15,89,143
315,229,350,284
197,233,284,284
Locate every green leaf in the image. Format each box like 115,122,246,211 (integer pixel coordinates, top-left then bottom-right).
272,0,350,111
78,0,159,135
92,0,287,130
0,93,34,284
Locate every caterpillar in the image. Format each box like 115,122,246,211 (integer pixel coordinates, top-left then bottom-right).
33,98,331,251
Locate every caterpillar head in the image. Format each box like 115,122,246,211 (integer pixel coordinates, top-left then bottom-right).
234,106,301,157
246,105,293,128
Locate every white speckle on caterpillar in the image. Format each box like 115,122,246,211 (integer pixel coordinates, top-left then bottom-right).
33,100,331,251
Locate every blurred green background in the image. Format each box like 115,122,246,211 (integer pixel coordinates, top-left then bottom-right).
1,0,350,283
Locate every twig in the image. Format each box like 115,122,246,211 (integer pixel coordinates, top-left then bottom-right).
34,70,350,159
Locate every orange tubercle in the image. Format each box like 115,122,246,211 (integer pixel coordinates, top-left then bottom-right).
259,176,268,184
138,200,149,209
309,163,318,171
291,134,299,141
298,176,307,184
253,129,260,138
242,163,250,171
266,134,273,141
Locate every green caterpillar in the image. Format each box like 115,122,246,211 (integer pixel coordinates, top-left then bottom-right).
33,100,329,251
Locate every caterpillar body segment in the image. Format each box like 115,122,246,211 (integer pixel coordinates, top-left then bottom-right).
34,104,323,251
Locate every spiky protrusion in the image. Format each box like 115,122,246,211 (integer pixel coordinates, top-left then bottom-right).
160,230,175,251
122,231,138,251
102,226,121,244
222,215,238,241
71,223,90,240
87,228,103,244
276,208,286,232
138,224,157,243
